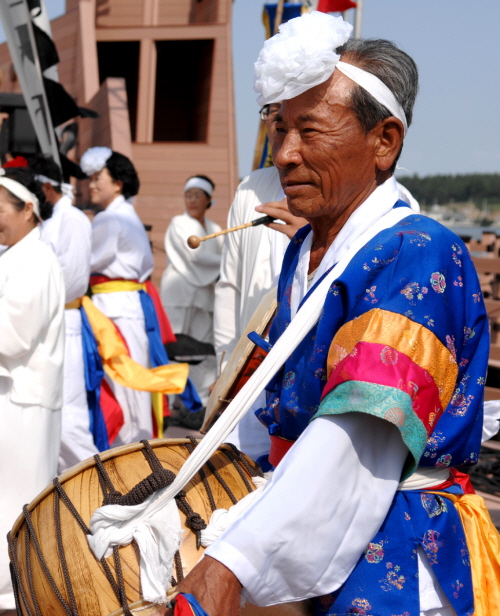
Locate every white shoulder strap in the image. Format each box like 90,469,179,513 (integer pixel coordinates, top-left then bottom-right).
88,206,413,545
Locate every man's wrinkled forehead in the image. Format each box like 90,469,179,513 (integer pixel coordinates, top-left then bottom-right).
274,71,355,123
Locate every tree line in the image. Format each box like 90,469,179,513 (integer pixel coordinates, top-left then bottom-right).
397,173,500,206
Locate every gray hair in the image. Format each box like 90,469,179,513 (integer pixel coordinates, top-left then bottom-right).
336,38,419,132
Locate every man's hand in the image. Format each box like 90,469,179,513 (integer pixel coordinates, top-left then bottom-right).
255,199,307,239
151,556,242,616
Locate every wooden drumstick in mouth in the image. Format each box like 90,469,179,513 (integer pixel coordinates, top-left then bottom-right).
187,215,277,249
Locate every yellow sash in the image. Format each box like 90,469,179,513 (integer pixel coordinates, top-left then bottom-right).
91,280,145,294
81,296,188,438
89,279,184,437
65,298,83,310
430,491,500,616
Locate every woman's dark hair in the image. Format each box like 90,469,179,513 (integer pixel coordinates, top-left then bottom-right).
187,174,215,208
106,152,140,200
2,167,52,221
28,154,63,192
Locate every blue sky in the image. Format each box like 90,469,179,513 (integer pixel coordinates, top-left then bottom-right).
4,1,500,180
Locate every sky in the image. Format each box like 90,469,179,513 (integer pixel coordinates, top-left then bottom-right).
2,1,499,180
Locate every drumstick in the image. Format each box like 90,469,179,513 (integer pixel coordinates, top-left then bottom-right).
187,215,277,249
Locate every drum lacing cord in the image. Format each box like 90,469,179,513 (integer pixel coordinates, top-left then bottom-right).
52,478,124,606
93,443,210,585
224,442,264,479
222,448,256,493
22,505,76,616
7,531,35,616
183,436,238,506
141,440,208,552
54,490,79,616
8,441,259,616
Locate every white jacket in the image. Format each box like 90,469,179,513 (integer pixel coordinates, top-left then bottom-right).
0,227,65,409
41,195,91,303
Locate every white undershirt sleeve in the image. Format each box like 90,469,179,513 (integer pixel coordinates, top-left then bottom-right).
206,413,408,606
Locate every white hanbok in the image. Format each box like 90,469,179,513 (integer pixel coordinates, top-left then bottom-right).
91,195,154,446
41,195,96,471
0,227,64,610
161,212,223,405
214,167,285,370
213,167,285,459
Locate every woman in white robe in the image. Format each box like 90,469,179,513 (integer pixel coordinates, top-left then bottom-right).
30,155,96,472
81,147,155,447
0,168,65,613
161,176,223,405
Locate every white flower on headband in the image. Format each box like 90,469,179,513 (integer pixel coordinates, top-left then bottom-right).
80,146,113,176
254,11,352,106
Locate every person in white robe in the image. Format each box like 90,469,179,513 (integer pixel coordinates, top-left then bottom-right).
214,104,300,371
81,147,154,446
30,155,96,472
0,168,64,613
161,176,222,406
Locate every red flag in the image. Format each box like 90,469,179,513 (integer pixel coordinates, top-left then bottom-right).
317,0,357,12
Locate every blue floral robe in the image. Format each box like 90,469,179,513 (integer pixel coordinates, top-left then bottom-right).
255,206,489,616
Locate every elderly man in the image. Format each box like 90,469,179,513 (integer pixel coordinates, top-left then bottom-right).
160,12,490,616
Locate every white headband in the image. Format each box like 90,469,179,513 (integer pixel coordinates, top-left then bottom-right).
35,173,59,187
0,172,41,219
184,177,214,197
35,174,75,202
336,61,407,135
80,146,112,176
254,11,408,135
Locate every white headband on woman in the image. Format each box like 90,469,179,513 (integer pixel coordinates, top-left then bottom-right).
254,11,408,136
184,177,213,197
0,170,41,219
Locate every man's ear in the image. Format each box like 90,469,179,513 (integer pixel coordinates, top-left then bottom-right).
374,117,405,172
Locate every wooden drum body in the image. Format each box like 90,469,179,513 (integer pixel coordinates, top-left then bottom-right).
9,439,311,616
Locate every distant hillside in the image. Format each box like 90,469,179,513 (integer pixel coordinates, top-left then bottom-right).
397,173,500,206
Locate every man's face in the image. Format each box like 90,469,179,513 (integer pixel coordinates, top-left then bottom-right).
272,68,381,222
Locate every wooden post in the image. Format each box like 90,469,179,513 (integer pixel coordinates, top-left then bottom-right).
354,0,364,37
274,0,285,35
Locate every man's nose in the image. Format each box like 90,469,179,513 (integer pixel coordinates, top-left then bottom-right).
273,132,302,169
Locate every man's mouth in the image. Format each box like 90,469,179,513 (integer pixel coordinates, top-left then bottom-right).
282,180,312,194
